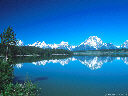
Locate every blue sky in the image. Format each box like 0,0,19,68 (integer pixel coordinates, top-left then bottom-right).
0,0,128,46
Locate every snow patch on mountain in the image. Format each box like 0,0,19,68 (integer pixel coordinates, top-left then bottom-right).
121,40,128,48
73,36,117,51
16,40,24,46
28,41,47,48
26,36,128,51
80,36,103,49
28,41,71,50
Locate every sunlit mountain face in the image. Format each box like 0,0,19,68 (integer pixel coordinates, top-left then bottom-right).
16,40,24,46
18,36,128,51
73,36,117,51
15,56,128,70
121,40,128,49
28,41,71,50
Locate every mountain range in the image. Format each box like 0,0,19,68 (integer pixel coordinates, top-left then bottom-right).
17,36,128,51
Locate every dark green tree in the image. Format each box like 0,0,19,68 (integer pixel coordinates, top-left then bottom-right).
0,26,17,61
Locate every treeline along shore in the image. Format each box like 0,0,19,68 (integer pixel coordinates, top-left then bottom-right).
0,44,73,58
1,43,128,58
73,49,128,57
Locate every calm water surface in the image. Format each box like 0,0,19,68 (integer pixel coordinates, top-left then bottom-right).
14,56,128,96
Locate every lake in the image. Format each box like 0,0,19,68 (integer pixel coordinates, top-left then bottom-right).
14,56,128,96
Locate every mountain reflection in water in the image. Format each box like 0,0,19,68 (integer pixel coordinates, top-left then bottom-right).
15,56,128,70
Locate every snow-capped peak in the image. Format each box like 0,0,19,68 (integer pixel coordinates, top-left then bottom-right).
60,41,69,46
71,46,76,48
121,40,128,48
80,36,103,49
28,41,47,48
28,41,71,50
17,40,24,46
116,46,120,48
26,36,128,51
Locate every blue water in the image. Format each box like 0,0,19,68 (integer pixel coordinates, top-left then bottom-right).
14,56,128,96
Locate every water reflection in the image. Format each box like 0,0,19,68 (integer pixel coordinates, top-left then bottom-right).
75,56,116,70
32,57,76,66
122,57,128,64
15,56,128,70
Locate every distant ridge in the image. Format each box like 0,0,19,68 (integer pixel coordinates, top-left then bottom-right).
17,36,128,51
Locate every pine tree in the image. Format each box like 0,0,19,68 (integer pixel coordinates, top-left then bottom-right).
0,26,17,61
